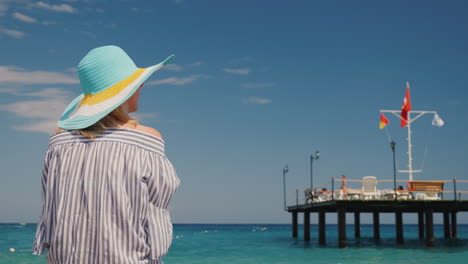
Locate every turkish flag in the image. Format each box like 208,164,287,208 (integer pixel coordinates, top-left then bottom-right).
400,82,412,127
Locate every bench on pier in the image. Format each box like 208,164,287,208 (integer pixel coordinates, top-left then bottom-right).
407,181,444,200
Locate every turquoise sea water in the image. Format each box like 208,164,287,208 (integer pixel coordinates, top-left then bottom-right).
1,223,467,264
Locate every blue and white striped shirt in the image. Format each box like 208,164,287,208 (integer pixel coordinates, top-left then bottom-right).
32,128,180,264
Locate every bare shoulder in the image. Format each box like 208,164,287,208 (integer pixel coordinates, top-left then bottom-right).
135,124,163,140
51,127,65,135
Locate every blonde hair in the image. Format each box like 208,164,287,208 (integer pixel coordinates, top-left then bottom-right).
75,104,137,139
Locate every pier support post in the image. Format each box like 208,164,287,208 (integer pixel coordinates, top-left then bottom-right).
443,211,451,238
292,212,298,238
451,211,457,238
319,211,326,245
373,212,380,240
395,211,403,244
418,211,425,239
425,209,434,247
354,212,360,238
338,208,347,248
304,211,310,241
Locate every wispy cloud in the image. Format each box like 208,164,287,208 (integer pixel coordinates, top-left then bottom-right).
0,0,13,16
0,87,72,133
0,66,78,84
13,120,59,133
163,62,203,71
0,4,7,17
190,61,203,67
0,88,20,96
163,64,183,72
80,30,96,39
42,20,56,25
13,12,37,23
24,87,72,98
132,112,160,122
36,1,76,13
223,68,250,75
0,87,72,98
148,74,208,86
65,67,77,73
0,27,26,38
242,96,272,104
241,82,275,88
0,98,67,119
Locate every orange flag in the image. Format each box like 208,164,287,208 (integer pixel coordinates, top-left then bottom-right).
400,82,412,127
379,113,389,129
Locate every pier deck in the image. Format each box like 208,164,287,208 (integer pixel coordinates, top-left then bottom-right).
287,200,468,247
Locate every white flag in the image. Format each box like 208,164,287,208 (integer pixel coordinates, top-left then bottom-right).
432,113,444,127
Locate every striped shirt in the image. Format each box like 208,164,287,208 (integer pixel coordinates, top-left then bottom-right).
32,128,180,264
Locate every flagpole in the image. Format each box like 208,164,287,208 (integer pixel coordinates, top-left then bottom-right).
379,82,444,182
407,111,413,181
381,109,440,181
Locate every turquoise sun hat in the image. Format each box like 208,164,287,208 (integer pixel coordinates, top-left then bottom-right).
58,45,174,130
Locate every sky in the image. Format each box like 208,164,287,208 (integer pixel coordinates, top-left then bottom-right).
0,0,468,224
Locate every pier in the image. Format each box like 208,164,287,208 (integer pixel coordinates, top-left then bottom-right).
288,199,468,247
283,84,465,248
286,178,468,247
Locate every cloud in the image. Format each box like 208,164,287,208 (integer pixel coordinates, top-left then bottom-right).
190,61,203,67
65,67,77,73
163,62,203,71
0,87,72,98
13,12,37,23
0,66,78,84
0,98,67,119
241,82,275,88
148,74,208,86
0,87,72,133
42,20,56,25
36,1,76,13
25,87,72,98
132,112,159,122
80,30,96,39
0,87,21,96
223,68,250,75
242,96,272,104
0,0,11,16
163,64,183,72
13,120,59,133
0,27,26,38
1,0,32,16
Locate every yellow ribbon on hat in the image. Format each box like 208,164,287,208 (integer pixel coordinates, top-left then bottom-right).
79,68,145,107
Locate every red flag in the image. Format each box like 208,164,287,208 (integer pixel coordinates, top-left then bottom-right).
379,113,389,129
400,82,412,127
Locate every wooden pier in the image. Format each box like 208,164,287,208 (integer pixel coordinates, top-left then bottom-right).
288,200,468,247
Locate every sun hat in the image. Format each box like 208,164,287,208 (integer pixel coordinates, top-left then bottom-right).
58,45,174,130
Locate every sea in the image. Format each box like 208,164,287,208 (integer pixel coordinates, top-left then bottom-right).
1,223,467,264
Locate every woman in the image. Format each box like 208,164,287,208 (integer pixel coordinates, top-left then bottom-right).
32,45,180,264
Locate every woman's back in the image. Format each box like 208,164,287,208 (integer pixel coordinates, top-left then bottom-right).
32,128,180,264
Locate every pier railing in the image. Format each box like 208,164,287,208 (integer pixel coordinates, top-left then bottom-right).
286,177,468,207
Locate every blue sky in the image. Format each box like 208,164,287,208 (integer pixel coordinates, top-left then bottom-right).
1,0,468,224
